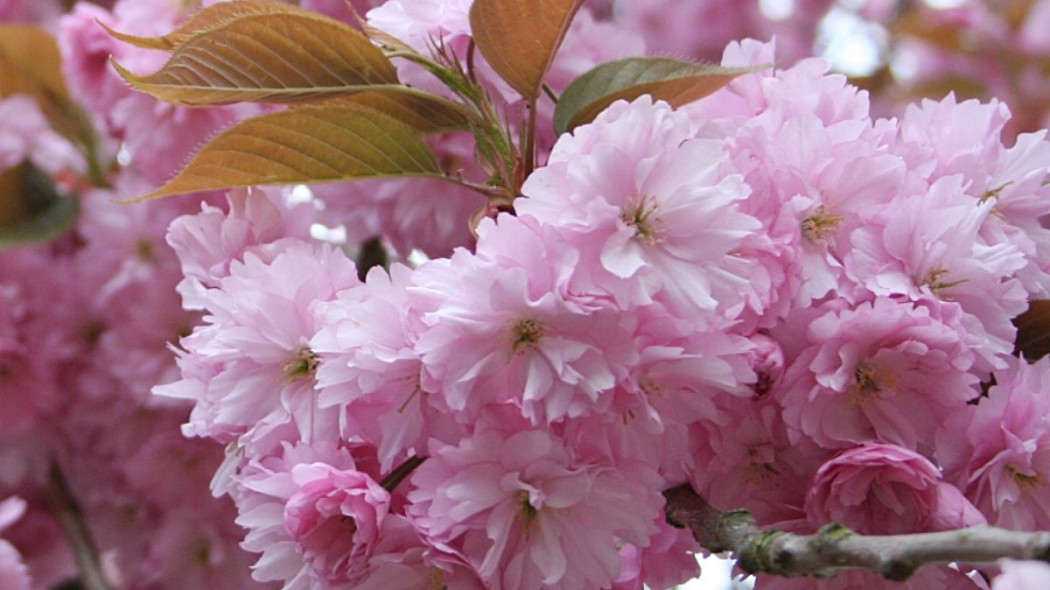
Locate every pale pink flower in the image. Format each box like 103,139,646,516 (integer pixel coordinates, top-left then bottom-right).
312,264,443,471
775,297,980,453
0,498,32,590
891,95,1050,299
166,188,316,310
235,441,435,590
596,301,756,437
0,94,83,176
518,96,765,324
282,464,391,585
689,395,820,528
805,443,986,535
155,242,358,445
846,174,1028,373
896,95,1011,184
993,560,1050,590
412,214,638,425
409,425,663,590
612,517,702,590
938,356,1050,530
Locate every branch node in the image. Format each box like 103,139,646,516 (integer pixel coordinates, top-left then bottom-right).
883,559,918,582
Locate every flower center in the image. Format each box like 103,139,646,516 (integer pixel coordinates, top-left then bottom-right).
284,347,319,382
519,490,539,521
621,195,664,245
801,204,843,243
919,265,965,297
848,361,892,407
1006,465,1042,489
508,318,543,355
638,376,665,397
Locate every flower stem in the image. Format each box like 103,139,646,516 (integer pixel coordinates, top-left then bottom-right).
380,455,427,493
45,460,115,590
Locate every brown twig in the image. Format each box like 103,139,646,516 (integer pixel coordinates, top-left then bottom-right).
45,460,115,590
664,484,1050,581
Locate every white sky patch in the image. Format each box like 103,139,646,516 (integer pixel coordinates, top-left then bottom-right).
406,248,431,268
309,222,346,243
117,143,133,167
924,0,970,8
289,184,314,204
672,555,754,590
760,0,795,21
889,44,921,83
817,6,889,76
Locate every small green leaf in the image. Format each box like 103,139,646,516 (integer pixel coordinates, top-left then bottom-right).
111,12,398,106
0,161,79,249
469,0,585,101
554,57,767,134
134,104,443,200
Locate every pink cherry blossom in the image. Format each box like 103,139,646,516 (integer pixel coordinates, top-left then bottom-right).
408,425,663,590
155,241,359,446
938,356,1050,531
993,560,1050,590
518,96,766,325
412,214,639,425
805,443,986,535
282,464,391,585
775,297,981,453
0,498,32,590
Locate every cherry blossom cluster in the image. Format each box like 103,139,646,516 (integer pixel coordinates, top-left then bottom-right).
1,1,301,588
6,1,1050,589
150,4,1050,590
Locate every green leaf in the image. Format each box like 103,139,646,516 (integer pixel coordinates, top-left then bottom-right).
324,90,476,134
554,57,767,134
0,161,79,249
469,0,585,101
111,11,398,106
134,104,443,200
